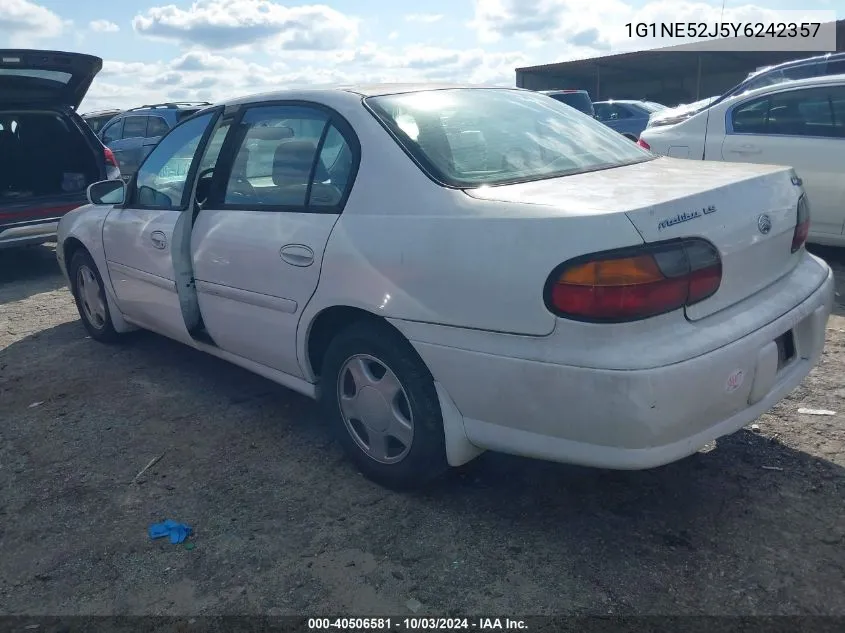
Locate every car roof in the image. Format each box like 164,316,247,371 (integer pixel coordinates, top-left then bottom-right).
540,89,588,94
594,99,645,105
215,83,524,108
82,108,122,117
722,72,845,103
745,51,845,79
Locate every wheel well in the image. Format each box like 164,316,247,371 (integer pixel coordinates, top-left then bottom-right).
307,306,392,377
624,133,637,141
62,237,87,287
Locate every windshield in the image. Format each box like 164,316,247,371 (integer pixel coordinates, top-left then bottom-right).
366,89,653,188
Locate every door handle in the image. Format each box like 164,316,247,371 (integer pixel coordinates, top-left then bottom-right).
729,144,761,155
279,244,314,267
150,230,167,250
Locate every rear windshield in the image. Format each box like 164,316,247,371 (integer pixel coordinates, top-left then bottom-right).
365,88,653,188
0,68,72,84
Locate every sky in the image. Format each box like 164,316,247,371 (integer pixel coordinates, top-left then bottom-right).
0,0,841,113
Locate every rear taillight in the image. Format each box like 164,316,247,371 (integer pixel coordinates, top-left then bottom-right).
104,146,118,168
544,238,722,322
637,138,650,150
791,194,810,253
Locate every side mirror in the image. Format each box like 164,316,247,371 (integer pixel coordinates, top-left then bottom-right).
87,179,126,205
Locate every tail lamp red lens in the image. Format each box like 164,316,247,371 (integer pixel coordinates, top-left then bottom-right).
104,147,118,168
791,194,809,253
637,138,650,150
544,238,722,322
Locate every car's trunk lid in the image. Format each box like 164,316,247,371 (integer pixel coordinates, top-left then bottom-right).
0,49,102,110
465,157,804,321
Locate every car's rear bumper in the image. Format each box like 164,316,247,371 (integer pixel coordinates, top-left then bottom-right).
0,219,59,249
404,259,834,470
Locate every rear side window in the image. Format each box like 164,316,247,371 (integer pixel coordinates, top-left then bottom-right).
122,116,148,139
101,119,123,144
219,104,356,212
147,116,169,137
731,86,845,138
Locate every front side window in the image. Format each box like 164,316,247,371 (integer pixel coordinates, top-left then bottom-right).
366,89,652,187
134,112,215,209
221,104,356,210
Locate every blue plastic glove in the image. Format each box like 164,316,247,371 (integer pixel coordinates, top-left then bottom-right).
148,519,193,544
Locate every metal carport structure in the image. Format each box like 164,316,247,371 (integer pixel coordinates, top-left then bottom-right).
515,19,845,106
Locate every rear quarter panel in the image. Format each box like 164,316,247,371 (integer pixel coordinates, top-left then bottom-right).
295,96,648,378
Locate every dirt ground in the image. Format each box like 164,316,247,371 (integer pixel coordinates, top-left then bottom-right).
1,243,844,617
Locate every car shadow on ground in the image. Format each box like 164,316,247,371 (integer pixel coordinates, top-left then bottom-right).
0,243,66,304
3,319,844,614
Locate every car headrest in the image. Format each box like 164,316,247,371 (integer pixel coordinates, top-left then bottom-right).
249,125,294,141
272,139,327,186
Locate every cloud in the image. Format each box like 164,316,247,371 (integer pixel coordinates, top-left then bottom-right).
405,13,444,24
132,0,359,51
0,0,64,44
79,40,529,114
89,19,120,33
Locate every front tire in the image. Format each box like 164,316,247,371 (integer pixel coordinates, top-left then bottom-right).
69,249,122,343
319,320,448,490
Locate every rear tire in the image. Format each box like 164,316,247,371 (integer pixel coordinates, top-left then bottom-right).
69,249,122,344
319,320,448,490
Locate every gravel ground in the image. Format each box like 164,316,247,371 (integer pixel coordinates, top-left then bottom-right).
1,243,844,617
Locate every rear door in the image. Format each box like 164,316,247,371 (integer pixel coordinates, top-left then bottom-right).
0,49,101,109
720,84,845,237
102,109,222,342
190,102,359,378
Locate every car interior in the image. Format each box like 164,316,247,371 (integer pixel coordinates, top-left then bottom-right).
0,111,99,203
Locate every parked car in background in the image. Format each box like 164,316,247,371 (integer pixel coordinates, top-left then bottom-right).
81,108,122,134
639,74,845,246
99,102,211,179
0,49,120,249
58,84,831,490
647,52,845,130
539,89,595,116
593,99,665,140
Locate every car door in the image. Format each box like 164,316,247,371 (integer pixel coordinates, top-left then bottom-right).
191,102,359,378
102,109,223,343
720,84,845,237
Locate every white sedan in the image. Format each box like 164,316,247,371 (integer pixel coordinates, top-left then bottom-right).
57,84,833,489
639,74,845,246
